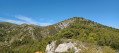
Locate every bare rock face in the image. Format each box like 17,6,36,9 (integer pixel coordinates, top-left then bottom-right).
56,18,75,30
55,42,79,53
46,41,81,53
46,41,56,53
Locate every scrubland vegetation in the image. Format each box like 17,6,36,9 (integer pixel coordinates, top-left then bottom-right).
0,17,119,53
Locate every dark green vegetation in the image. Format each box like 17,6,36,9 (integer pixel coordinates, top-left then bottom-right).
0,17,119,53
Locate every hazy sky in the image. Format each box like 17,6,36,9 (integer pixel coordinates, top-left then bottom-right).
0,0,119,28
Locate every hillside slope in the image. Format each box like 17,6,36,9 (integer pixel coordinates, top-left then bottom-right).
46,39,116,53
0,17,119,53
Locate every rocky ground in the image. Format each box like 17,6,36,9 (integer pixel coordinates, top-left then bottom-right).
46,39,116,53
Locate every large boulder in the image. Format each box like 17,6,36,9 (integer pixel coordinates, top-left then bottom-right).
55,42,75,52
55,42,80,53
46,41,81,53
46,41,56,53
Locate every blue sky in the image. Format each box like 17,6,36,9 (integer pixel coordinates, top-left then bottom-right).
0,0,119,28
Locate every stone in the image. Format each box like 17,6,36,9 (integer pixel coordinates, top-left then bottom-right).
46,41,56,53
55,42,75,52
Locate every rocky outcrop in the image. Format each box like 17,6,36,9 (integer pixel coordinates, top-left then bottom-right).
46,41,56,53
55,42,81,53
56,18,75,30
46,41,81,53
45,39,116,53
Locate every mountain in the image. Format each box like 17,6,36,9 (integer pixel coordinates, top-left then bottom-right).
0,17,119,53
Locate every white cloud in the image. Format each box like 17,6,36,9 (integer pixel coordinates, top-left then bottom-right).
39,23,52,26
5,20,25,24
15,16,53,26
0,18,4,21
0,17,25,24
15,16,37,24
0,16,53,26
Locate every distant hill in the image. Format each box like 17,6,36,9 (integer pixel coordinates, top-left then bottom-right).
0,17,119,53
